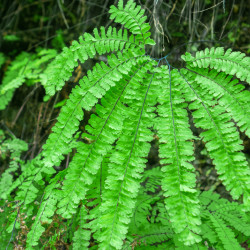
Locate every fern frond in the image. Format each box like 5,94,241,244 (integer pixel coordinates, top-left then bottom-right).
0,49,56,110
155,67,201,245
1,49,56,94
12,51,143,214
184,67,250,136
97,73,158,249
82,154,111,246
142,167,163,193
109,0,155,46
11,155,47,208
179,68,250,209
181,47,250,83
42,49,147,170
129,225,173,249
43,26,142,96
25,170,66,248
200,191,250,238
1,0,249,247
57,60,155,220
0,52,27,110
72,205,91,249
0,137,28,200
209,213,243,250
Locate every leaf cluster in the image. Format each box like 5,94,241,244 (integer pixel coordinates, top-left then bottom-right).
0,0,249,249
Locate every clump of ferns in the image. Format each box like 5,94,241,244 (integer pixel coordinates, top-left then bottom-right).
1,0,249,249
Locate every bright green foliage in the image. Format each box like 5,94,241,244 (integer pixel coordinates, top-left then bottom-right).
179,68,250,209
98,71,157,249
182,47,250,83
0,130,28,247
183,67,250,137
199,191,250,249
42,49,148,170
43,25,143,96
72,205,91,249
25,170,67,249
0,0,250,249
0,130,28,200
127,169,250,249
155,68,201,245
0,49,57,110
0,52,27,110
109,0,155,45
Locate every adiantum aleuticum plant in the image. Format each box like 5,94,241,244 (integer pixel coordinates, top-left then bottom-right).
0,48,57,110
126,168,250,249
1,0,250,249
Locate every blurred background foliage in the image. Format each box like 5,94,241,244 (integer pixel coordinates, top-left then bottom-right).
0,0,249,218
0,0,249,56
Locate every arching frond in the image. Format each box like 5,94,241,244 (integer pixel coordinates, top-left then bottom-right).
43,26,142,96
109,0,155,45
182,47,250,83
155,67,201,245
57,61,155,221
42,49,147,170
97,73,158,249
0,50,56,110
184,67,250,136
179,68,250,210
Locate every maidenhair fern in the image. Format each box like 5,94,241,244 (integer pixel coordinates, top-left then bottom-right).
0,130,28,200
0,48,57,110
127,168,250,249
0,0,249,249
